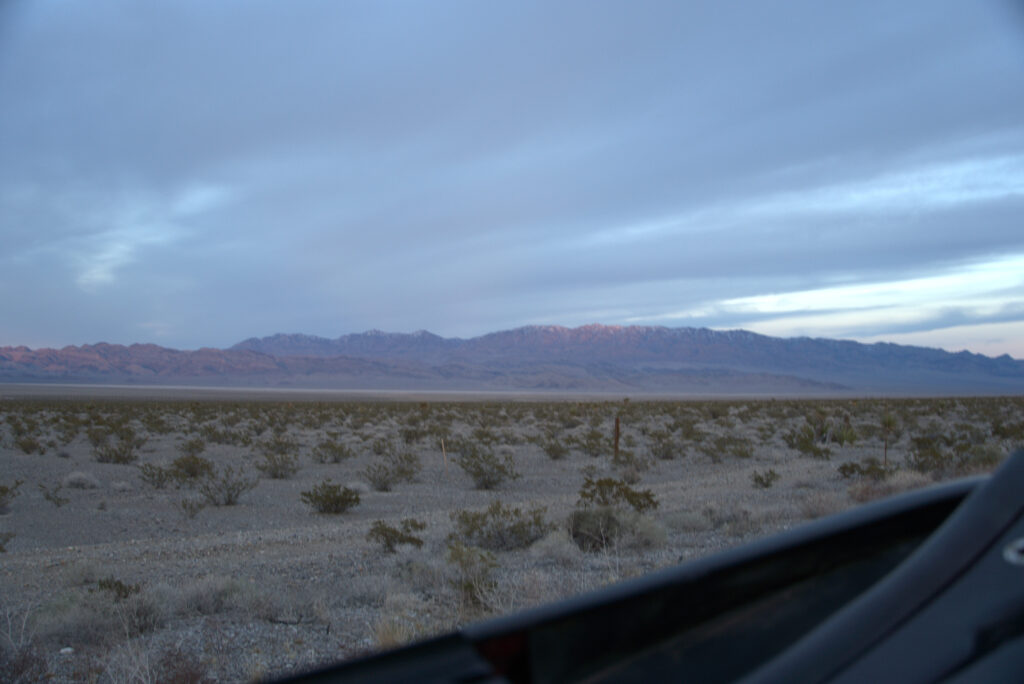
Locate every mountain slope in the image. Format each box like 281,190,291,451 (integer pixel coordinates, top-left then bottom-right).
3,325,1021,394
232,324,1023,391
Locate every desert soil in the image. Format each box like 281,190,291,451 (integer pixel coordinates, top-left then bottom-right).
0,388,1020,682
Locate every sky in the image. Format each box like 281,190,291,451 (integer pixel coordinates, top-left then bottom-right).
2,1,1024,359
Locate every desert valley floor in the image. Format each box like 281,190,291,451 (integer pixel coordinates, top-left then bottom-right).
1,386,1021,682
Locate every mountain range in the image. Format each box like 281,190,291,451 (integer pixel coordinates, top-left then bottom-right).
1,324,1022,395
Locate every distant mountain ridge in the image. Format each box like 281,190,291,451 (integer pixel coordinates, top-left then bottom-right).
2,324,1022,394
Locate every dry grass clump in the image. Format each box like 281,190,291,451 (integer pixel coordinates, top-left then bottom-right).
62,562,102,587
180,576,244,616
0,602,47,683
373,593,430,649
62,471,100,490
529,528,583,566
701,504,763,538
392,558,447,597
0,602,48,682
174,574,325,627
103,643,213,684
663,509,715,534
798,491,847,520
245,586,329,626
0,643,48,683
446,542,498,611
847,469,933,503
33,579,168,648
612,514,667,552
367,519,427,553
837,457,895,482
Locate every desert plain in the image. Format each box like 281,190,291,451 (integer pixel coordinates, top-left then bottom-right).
1,385,1021,682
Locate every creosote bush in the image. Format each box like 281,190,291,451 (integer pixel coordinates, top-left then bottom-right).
905,432,1004,477
905,433,956,476
39,483,69,508
453,443,520,490
580,429,609,458
569,477,659,551
14,435,43,455
94,576,140,600
169,453,216,484
783,423,832,460
93,438,140,464
567,507,628,552
700,434,754,462
252,435,302,479
363,448,422,492
611,448,650,484
301,479,361,514
178,436,207,458
833,421,857,446
448,501,552,551
367,519,426,552
197,466,258,506
371,437,392,456
648,430,679,460
751,469,780,489
138,463,174,489
541,437,569,460
311,439,354,464
577,476,658,514
177,497,206,519
256,451,301,479
0,479,23,513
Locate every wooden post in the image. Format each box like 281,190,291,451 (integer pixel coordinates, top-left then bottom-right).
614,415,620,462
441,438,448,478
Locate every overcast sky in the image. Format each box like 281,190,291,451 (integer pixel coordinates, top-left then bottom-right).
2,1,1023,358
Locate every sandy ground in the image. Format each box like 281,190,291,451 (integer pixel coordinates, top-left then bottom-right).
0,389,1019,682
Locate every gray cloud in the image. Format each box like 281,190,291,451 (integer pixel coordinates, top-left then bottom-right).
2,1,1023,356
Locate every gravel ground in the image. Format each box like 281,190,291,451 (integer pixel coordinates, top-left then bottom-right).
1,392,1017,682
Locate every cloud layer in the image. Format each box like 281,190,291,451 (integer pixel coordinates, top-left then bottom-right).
2,1,1023,357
